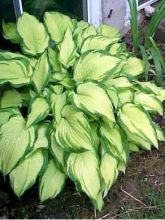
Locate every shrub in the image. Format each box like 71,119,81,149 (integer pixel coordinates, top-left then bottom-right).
0,12,165,210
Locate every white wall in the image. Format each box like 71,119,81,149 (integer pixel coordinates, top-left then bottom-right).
102,0,127,35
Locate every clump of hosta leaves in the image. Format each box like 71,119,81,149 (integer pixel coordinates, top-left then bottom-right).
0,12,165,211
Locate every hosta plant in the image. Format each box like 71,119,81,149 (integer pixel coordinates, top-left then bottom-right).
0,12,165,211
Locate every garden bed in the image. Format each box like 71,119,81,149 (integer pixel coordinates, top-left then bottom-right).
0,114,164,219
0,7,165,219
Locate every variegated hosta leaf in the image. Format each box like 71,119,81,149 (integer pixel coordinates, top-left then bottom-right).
39,159,66,202
0,51,37,69
128,142,139,152
33,123,49,151
118,161,126,173
55,105,93,152
26,97,49,127
32,52,50,94
134,81,165,102
50,92,67,124
2,22,21,44
17,12,49,56
1,90,22,108
118,116,152,150
0,108,20,127
72,82,115,123
100,153,118,192
51,133,66,172
51,85,64,94
0,59,32,87
153,122,165,142
100,123,127,163
90,122,100,152
81,35,118,53
73,20,89,36
121,57,144,77
67,151,103,211
106,87,119,109
118,103,158,148
134,92,163,115
98,24,120,40
109,43,126,55
48,47,62,72
10,149,44,197
75,24,97,49
58,28,77,68
104,77,132,89
0,116,35,175
44,12,73,43
117,88,134,105
74,52,123,82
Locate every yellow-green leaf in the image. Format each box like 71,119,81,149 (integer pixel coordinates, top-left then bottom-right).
74,52,123,82
26,97,49,127
32,52,50,93
67,151,103,211
0,116,35,175
72,82,115,123
39,159,66,202
2,22,21,44
10,149,44,197
55,105,93,152
58,28,77,68
17,12,49,55
44,12,73,43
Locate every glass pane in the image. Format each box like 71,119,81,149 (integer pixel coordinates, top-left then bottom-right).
23,0,84,20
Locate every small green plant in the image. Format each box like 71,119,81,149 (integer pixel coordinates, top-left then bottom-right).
128,0,165,86
0,12,165,210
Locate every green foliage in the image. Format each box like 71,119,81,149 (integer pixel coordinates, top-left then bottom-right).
145,0,165,47
127,0,139,55
127,0,165,86
0,12,165,210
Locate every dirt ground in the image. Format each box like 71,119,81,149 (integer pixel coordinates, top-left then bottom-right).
0,114,164,219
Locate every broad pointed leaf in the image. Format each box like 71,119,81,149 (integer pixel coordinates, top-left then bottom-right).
50,92,67,124
122,57,144,77
1,90,22,108
0,108,20,127
134,92,163,115
55,105,93,152
39,159,66,202
51,133,66,172
26,97,49,127
100,124,127,163
33,124,49,151
98,24,120,40
118,103,158,148
0,116,35,175
67,151,103,211
72,82,115,122
44,12,73,43
0,60,32,87
58,28,77,68
2,22,21,44
100,153,118,192
10,149,44,197
32,52,50,93
74,52,123,82
17,12,49,55
81,35,118,53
